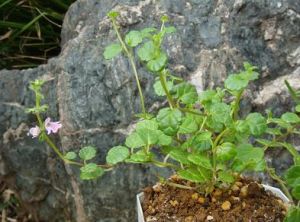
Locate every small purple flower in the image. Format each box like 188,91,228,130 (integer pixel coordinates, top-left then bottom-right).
28,126,41,138
45,117,62,134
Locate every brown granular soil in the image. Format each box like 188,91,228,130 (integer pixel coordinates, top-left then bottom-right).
142,177,288,222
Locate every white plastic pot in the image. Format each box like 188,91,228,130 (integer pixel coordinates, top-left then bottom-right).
137,184,290,222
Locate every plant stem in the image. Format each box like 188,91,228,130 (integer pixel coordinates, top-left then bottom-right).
164,181,196,190
199,116,207,131
266,166,294,203
159,70,175,109
152,160,180,170
178,107,205,116
211,129,228,188
111,18,146,115
36,112,82,166
34,91,82,167
232,90,243,120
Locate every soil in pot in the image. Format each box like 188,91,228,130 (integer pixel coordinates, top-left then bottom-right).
142,177,287,222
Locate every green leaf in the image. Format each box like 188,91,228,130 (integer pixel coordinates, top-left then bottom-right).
140,27,157,38
147,52,167,72
225,63,258,92
225,74,248,91
157,108,182,135
218,171,235,184
106,146,130,165
195,131,212,141
80,163,104,180
103,43,122,60
284,207,300,222
125,132,145,148
199,90,222,105
178,115,198,134
245,113,267,136
137,41,156,61
281,112,300,123
136,119,158,131
206,117,224,132
107,11,119,19
178,167,210,183
64,152,77,160
188,154,212,169
126,150,153,163
185,132,212,152
137,128,158,146
125,30,143,47
79,146,97,161
216,142,237,162
209,102,231,124
296,105,300,112
153,80,173,96
285,166,300,188
175,82,198,105
157,131,172,145
232,144,265,172
269,118,292,129
292,185,300,200
236,145,264,162
169,149,190,164
164,26,176,33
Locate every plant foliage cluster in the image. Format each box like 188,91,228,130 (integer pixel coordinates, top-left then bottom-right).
27,11,300,221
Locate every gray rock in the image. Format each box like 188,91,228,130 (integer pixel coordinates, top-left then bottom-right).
198,16,222,48
1,0,299,221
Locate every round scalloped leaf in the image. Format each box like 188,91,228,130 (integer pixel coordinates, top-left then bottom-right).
216,142,237,162
137,41,156,61
125,30,143,47
157,108,182,136
103,43,122,60
246,113,267,136
218,171,235,184
147,52,167,72
281,112,300,123
187,154,211,169
80,163,104,180
64,152,77,160
106,146,129,165
285,165,300,188
153,80,173,96
175,82,198,105
79,146,97,161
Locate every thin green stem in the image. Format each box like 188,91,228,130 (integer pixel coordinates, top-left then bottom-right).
178,108,205,116
36,112,82,166
231,90,243,120
111,18,146,115
151,160,180,170
199,116,207,131
211,129,228,187
164,181,196,190
159,70,175,109
34,90,82,166
266,167,294,203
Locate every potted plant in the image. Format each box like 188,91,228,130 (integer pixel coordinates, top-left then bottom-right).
26,11,300,221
